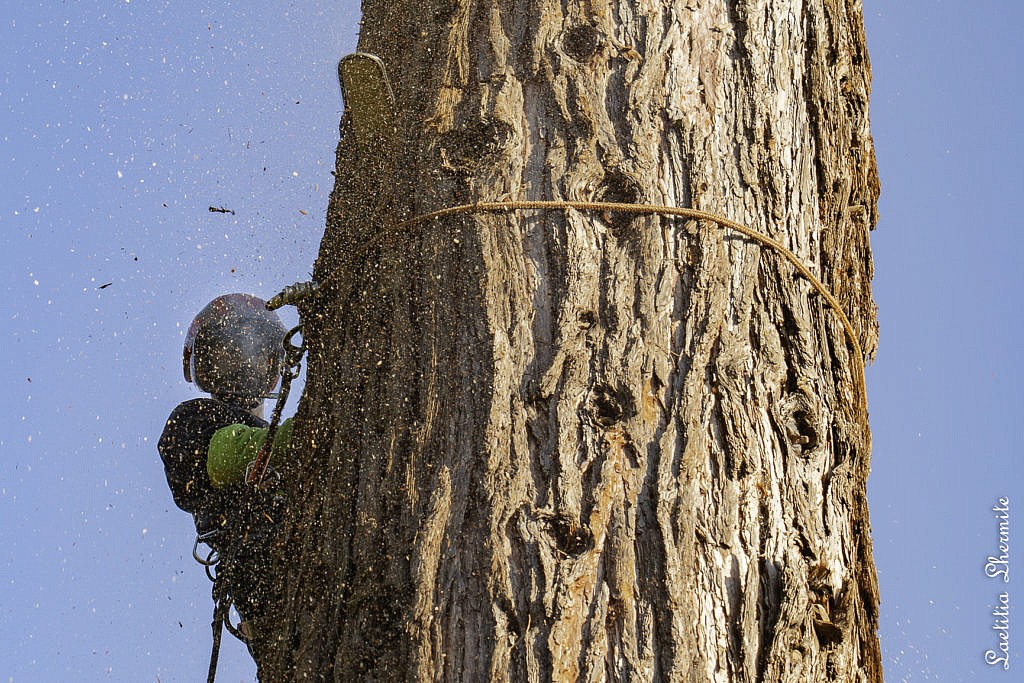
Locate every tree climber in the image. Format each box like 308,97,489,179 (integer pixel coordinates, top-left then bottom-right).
158,292,294,673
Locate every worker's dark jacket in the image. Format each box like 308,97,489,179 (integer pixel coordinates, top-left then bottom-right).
158,397,278,620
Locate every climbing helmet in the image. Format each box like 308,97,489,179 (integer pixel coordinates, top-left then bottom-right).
183,293,287,405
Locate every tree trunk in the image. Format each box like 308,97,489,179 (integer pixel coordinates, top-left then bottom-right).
265,0,881,681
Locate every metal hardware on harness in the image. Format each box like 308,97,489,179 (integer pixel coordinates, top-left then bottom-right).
246,323,305,487
244,458,281,487
192,523,223,582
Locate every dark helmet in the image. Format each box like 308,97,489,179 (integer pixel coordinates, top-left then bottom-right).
182,293,287,405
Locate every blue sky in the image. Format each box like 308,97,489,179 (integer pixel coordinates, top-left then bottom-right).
2,1,1020,681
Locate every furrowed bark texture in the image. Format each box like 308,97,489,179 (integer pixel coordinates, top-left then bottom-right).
265,1,881,681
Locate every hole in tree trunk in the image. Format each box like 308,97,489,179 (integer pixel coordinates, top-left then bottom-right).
544,513,593,556
437,118,514,170
596,170,644,235
588,382,635,427
562,24,603,62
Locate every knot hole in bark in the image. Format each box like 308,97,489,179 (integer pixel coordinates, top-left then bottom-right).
810,570,851,646
561,24,604,62
791,408,818,449
777,390,822,455
437,117,514,171
577,310,597,332
588,382,635,428
542,513,594,557
596,169,644,235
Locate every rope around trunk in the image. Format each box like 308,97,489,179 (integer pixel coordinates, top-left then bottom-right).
306,199,868,415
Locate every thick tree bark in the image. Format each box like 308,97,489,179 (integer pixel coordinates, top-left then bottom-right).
265,0,881,681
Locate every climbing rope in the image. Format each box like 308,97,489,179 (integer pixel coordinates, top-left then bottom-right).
204,555,252,683
401,200,863,367
207,592,228,683
271,199,868,414
246,323,306,487
407,201,866,413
